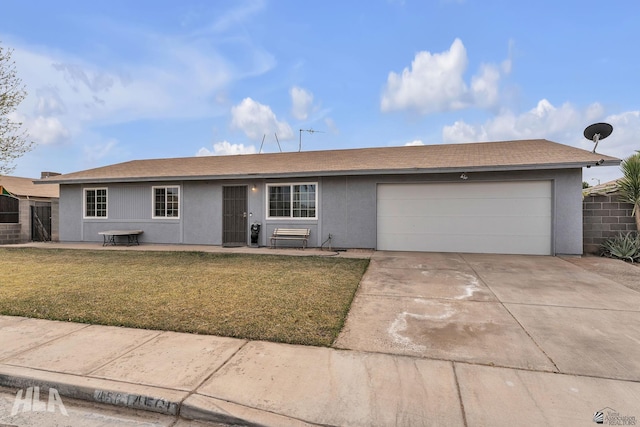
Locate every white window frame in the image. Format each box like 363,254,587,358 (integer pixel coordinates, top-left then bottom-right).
152,185,180,219
83,188,108,219
266,182,318,220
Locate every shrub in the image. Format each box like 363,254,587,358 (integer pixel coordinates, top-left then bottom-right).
600,232,640,262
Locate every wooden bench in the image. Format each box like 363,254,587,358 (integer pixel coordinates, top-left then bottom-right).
98,230,143,246
271,228,310,249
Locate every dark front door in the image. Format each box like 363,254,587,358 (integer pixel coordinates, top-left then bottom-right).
31,204,52,241
223,186,247,246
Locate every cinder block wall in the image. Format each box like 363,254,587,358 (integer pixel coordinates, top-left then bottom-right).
0,223,21,244
583,193,637,254
51,199,59,241
18,199,31,242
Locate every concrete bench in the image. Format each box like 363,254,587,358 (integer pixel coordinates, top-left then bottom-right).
98,230,143,246
271,228,310,249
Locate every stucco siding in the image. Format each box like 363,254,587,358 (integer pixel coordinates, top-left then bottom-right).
344,177,378,248
315,169,583,254
58,168,583,254
320,177,348,248
83,220,181,244
550,169,583,254
59,185,82,241
247,180,266,246
108,184,150,219
183,181,220,245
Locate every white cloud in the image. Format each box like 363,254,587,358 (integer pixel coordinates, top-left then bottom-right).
583,111,640,183
197,140,257,156
405,139,424,146
602,111,640,159
442,99,587,144
35,86,67,115
6,2,276,159
471,63,501,108
290,86,314,120
12,40,238,128
28,116,71,145
230,97,293,140
381,38,511,114
381,39,468,114
440,99,640,184
8,112,71,146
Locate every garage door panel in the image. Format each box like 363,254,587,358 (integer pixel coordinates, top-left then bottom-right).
378,232,551,255
378,198,551,217
379,216,551,236
378,181,551,200
377,181,552,255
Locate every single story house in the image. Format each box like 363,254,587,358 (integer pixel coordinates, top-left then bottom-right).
0,173,60,244
38,139,619,255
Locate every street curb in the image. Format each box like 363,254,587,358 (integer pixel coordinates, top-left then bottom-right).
0,364,185,416
181,393,315,426
0,364,312,425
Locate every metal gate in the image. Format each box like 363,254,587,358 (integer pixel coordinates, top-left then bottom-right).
222,186,247,247
31,205,52,241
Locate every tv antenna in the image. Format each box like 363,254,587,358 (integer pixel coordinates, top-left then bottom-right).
583,122,613,154
258,133,283,154
299,128,324,152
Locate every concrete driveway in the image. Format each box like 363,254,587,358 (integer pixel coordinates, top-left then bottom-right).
335,252,640,382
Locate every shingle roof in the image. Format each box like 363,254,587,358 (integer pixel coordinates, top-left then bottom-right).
0,175,59,198
38,139,620,184
583,179,621,197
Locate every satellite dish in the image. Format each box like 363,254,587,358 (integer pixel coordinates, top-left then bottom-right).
583,122,613,153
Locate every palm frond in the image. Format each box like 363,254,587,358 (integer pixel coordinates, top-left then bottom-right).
619,153,640,215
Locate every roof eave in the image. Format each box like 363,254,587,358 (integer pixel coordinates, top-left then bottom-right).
40,160,620,185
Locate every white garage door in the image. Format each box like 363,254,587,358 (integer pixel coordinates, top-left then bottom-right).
377,181,552,255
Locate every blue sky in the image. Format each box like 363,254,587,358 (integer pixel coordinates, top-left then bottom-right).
3,0,639,184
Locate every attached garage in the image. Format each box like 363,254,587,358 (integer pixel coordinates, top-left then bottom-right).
377,181,553,255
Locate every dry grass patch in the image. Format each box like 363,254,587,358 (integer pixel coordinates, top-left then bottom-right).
0,248,369,346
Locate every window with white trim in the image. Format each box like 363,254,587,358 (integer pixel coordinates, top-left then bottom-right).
267,183,317,219
153,186,180,218
84,188,107,218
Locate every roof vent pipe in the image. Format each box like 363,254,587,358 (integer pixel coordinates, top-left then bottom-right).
41,171,61,179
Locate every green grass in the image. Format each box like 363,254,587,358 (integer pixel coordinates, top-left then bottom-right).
0,248,369,346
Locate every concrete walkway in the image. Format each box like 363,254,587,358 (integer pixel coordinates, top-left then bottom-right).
0,245,639,426
1,241,373,259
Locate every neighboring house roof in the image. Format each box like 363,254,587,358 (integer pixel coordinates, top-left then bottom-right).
0,175,59,198
583,179,621,197
37,139,620,185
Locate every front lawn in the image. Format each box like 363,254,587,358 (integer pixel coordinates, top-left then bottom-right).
0,248,369,346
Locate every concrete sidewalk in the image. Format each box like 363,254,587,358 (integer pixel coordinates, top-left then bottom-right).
0,315,639,426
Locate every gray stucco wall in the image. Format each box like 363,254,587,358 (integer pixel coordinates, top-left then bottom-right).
320,176,376,249
58,168,583,254
182,181,220,244
59,185,82,241
316,169,583,255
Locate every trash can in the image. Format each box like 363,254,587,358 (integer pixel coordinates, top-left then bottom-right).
250,223,261,247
